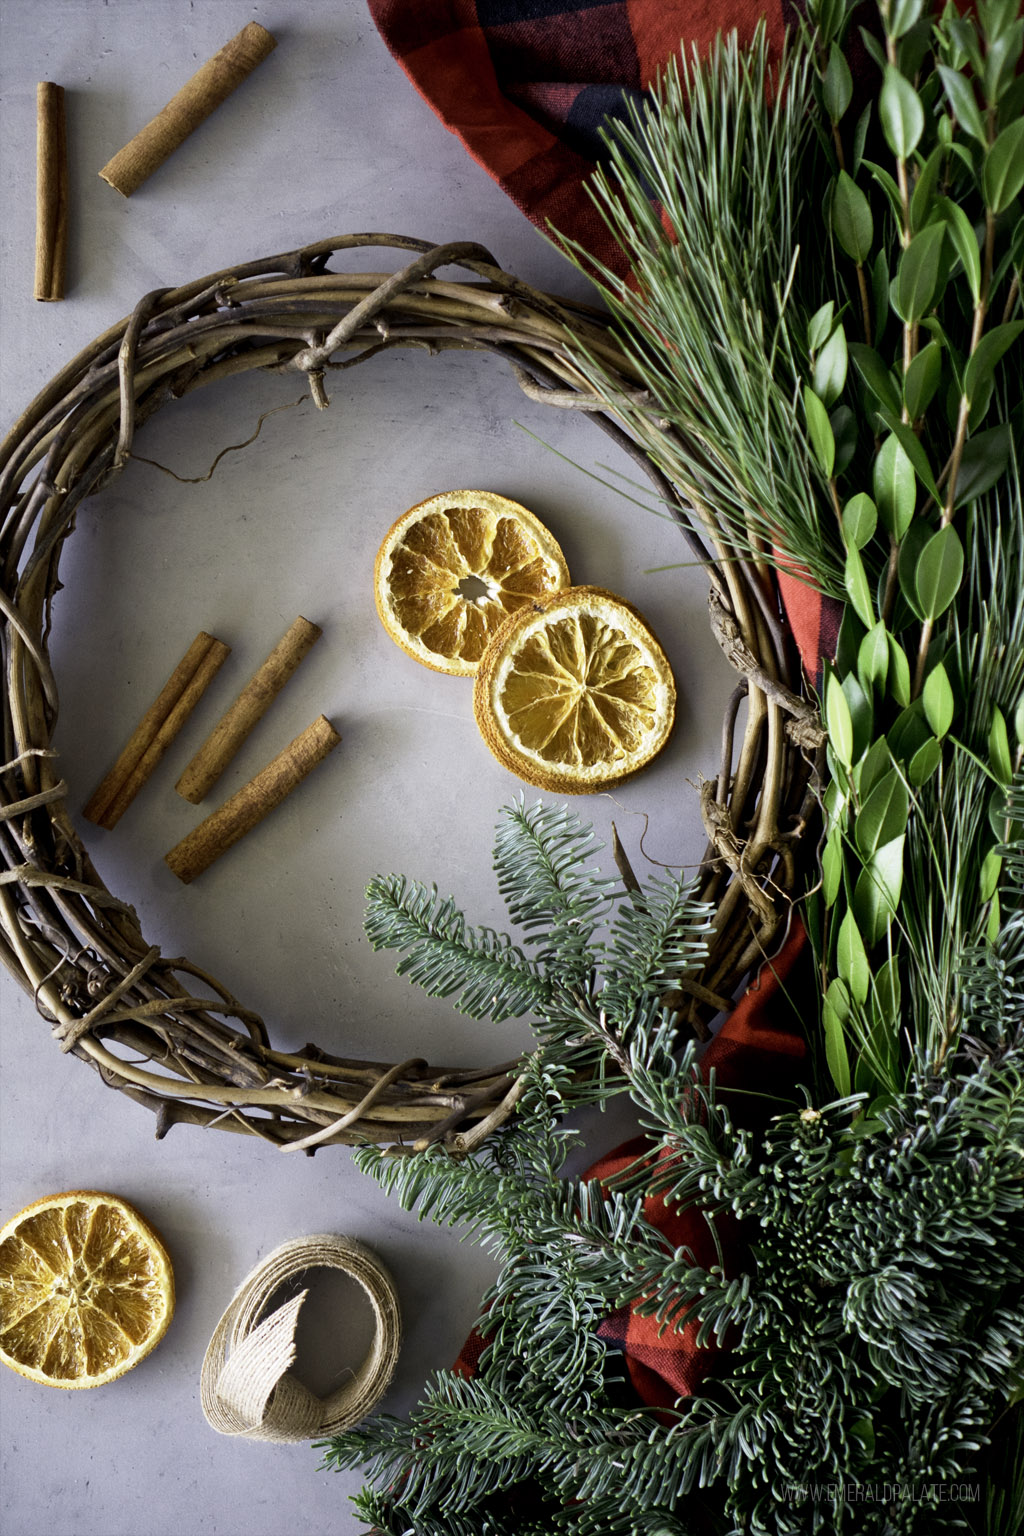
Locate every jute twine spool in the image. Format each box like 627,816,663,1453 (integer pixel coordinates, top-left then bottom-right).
200,1235,401,1442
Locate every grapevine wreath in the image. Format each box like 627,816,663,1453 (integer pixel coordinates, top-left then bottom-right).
0,233,814,1153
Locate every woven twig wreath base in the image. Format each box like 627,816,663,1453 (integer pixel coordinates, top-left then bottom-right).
0,234,819,1153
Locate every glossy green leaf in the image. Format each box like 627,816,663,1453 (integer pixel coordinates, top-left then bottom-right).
876,412,941,505
873,432,917,538
914,523,964,620
858,622,889,693
853,102,872,174
842,493,878,550
888,0,925,38
842,672,874,762
963,322,1024,406
903,341,943,419
836,602,866,677
898,24,933,83
897,518,933,621
947,16,983,75
831,405,858,475
983,119,1024,213
859,26,888,72
814,322,849,406
854,836,905,946
823,981,852,1096
887,636,912,706
825,671,854,767
844,544,876,628
871,250,891,349
850,344,902,415
895,223,946,322
822,824,844,908
804,385,835,476
936,63,987,143
824,777,846,821
922,661,955,737
988,890,1002,943
980,848,1002,903
856,769,910,858
837,910,871,1003
880,65,925,158
907,735,942,785
863,159,904,225
953,423,1013,506
832,171,874,263
888,700,931,762
933,196,982,303
989,784,1011,839
984,21,1024,106
858,735,893,801
990,706,1013,785
823,42,854,122
873,955,901,1028
1015,690,1024,746
808,301,836,353
909,144,944,232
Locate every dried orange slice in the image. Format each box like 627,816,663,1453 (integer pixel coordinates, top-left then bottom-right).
473,585,676,793
374,490,570,675
0,1190,174,1389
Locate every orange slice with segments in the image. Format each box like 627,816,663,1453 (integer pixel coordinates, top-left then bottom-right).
0,1190,174,1388
374,490,570,675
473,585,676,793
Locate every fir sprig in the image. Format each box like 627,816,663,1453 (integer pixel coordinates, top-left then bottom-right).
363,874,551,1021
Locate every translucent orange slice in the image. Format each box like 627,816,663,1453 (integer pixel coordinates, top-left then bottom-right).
374,491,570,675
0,1191,174,1389
473,586,676,793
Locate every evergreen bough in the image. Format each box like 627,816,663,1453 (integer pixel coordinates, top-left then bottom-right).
320,791,1024,1533
321,3,1024,1530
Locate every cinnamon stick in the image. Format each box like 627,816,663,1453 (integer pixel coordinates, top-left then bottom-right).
83,631,230,830
98,22,277,197
175,616,322,804
164,715,341,884
35,83,68,301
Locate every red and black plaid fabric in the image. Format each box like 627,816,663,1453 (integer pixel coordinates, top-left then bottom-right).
368,0,795,280
368,0,839,1407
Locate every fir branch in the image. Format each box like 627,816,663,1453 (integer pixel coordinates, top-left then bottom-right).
492,798,615,985
601,874,712,1019
363,874,550,1021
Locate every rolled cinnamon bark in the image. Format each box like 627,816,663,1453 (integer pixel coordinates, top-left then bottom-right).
165,715,341,884
35,83,68,301
83,631,230,829
99,22,277,197
176,616,322,804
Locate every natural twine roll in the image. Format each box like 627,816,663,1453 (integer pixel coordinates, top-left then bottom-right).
200,1235,401,1443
